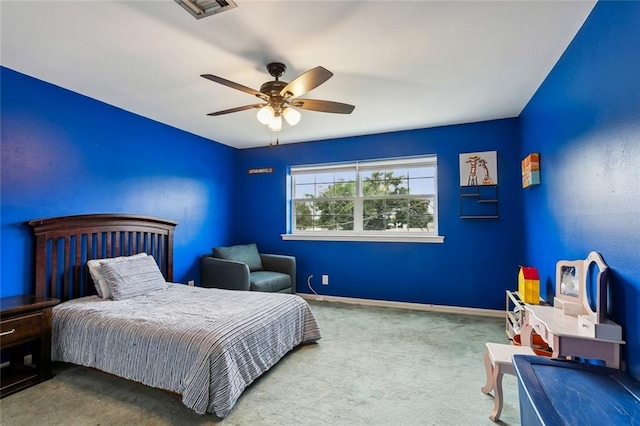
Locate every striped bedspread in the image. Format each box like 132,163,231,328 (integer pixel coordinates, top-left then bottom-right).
52,284,321,417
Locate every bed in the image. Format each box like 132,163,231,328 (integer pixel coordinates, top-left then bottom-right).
27,214,321,418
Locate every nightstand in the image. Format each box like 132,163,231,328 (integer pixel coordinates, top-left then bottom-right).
0,295,59,398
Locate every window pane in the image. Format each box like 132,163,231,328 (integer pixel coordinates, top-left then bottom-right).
390,177,408,194
334,171,356,182
363,214,389,230
294,183,316,198
407,177,435,195
362,170,414,196
362,199,391,230
406,199,432,230
315,172,335,184
316,182,333,197
319,216,352,231
294,201,315,230
303,171,355,198
390,167,409,178
362,170,394,196
294,174,315,184
315,200,354,231
407,166,435,178
311,215,324,231
363,178,385,196
401,198,434,231
335,215,354,231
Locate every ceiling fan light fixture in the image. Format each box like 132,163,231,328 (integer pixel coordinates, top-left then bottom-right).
256,105,275,125
283,107,301,126
202,62,355,139
267,115,282,132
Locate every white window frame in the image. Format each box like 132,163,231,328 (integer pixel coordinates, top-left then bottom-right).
282,155,444,243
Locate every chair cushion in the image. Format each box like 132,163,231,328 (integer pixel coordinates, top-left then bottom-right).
250,271,291,293
213,243,263,272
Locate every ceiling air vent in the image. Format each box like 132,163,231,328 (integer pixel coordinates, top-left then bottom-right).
175,0,237,20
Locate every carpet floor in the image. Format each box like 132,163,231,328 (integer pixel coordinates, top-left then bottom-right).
0,300,521,425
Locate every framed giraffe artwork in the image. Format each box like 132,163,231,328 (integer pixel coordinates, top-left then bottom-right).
459,151,498,186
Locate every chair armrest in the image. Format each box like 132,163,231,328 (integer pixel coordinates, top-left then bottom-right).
200,255,250,291
260,254,296,293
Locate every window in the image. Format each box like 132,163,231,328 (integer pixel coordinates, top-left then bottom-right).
284,156,443,243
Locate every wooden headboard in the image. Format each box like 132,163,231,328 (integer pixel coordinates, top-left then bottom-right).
27,214,178,301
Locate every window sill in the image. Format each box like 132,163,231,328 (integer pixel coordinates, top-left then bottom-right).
281,233,445,243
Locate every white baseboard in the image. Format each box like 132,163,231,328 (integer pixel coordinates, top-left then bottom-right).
298,293,504,318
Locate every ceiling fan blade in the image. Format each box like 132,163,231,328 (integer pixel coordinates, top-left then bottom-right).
280,66,333,99
201,74,269,101
207,104,265,116
291,99,355,114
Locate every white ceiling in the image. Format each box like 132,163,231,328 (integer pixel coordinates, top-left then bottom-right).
1,0,596,149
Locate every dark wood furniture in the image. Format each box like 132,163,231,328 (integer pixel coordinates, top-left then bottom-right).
27,214,177,300
1,295,59,397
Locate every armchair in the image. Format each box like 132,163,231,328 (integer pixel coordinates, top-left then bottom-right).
201,244,296,293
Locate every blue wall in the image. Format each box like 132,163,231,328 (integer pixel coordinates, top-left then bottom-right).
520,1,640,377
1,67,525,311
1,67,237,297
234,120,524,310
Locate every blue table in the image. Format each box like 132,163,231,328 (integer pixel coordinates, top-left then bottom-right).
513,355,640,425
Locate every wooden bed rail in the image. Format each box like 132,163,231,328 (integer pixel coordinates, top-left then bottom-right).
27,214,178,301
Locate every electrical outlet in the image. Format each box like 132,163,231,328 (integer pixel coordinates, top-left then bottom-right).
188,280,195,286
322,275,329,285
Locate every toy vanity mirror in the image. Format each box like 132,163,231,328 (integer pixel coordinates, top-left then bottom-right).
559,262,582,299
555,252,620,339
554,260,584,315
554,251,608,321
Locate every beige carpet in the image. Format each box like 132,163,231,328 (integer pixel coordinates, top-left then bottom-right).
0,300,521,425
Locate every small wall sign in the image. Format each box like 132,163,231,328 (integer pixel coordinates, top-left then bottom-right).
521,153,540,188
247,167,274,175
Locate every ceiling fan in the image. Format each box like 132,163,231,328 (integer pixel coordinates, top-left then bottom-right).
201,62,355,132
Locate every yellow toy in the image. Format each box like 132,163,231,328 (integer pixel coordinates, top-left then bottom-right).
518,266,540,304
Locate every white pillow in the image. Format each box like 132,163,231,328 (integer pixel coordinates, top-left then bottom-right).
87,253,148,299
101,255,168,301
